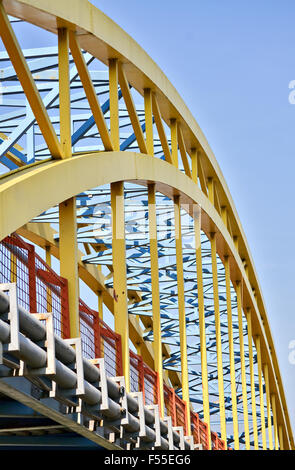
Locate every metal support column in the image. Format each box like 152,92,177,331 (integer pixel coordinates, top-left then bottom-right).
236,281,250,449
111,181,130,392
210,232,227,448
264,363,274,449
224,256,239,449
193,205,211,448
58,27,79,339
246,309,259,449
271,394,279,450
174,195,190,433
255,335,267,449
148,183,164,417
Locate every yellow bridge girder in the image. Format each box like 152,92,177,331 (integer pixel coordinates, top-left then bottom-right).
0,150,293,448
0,0,292,449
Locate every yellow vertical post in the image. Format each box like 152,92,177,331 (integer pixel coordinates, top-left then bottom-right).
59,198,79,338
174,195,191,433
246,309,259,449
144,88,154,156
210,232,227,448
109,58,129,388
109,59,120,151
271,394,279,450
255,335,267,449
45,245,52,312
278,425,284,450
193,205,211,448
263,363,274,449
58,28,71,158
148,183,164,416
10,253,17,283
111,181,130,391
236,281,250,449
170,119,178,168
191,148,198,184
98,290,103,321
224,256,239,449
58,28,79,339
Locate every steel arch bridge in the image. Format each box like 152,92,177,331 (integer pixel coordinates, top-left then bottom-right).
0,0,292,451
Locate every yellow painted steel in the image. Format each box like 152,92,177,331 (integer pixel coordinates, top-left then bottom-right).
0,0,290,446
197,151,208,195
59,198,80,338
177,126,192,178
0,3,63,159
173,195,191,433
10,253,17,286
236,281,250,449
45,245,52,312
109,59,120,151
57,27,80,338
111,181,130,392
0,0,292,447
109,61,130,388
193,205,211,448
256,335,267,449
246,309,259,449
1,10,293,449
152,94,173,164
170,119,178,168
224,256,239,449
279,425,284,450
58,28,71,158
69,31,113,151
271,394,279,450
98,289,103,321
144,89,154,156
148,183,164,416
118,63,147,154
210,232,227,448
264,363,274,449
191,148,198,183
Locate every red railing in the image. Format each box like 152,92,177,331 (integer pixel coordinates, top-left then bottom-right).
0,234,70,338
0,234,122,376
163,384,188,435
0,233,227,450
211,431,226,450
190,411,210,449
130,350,160,406
79,299,122,377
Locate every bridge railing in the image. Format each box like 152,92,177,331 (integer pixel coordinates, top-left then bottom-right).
211,431,226,450
130,350,160,405
79,299,123,377
0,233,70,337
0,233,227,450
190,411,210,450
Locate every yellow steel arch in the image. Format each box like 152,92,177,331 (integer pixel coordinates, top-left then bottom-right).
0,151,293,448
0,0,292,449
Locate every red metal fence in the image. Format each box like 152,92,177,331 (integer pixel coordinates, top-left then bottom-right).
0,233,226,450
211,431,226,450
0,234,70,338
163,384,188,435
191,411,210,449
130,350,160,405
79,299,122,377
0,234,122,376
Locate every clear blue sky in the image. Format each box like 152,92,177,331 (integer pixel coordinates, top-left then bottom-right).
91,0,295,430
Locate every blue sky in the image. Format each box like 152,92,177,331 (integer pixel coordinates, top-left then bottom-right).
91,0,295,430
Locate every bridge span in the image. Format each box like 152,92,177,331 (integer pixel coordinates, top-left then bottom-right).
0,0,293,450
